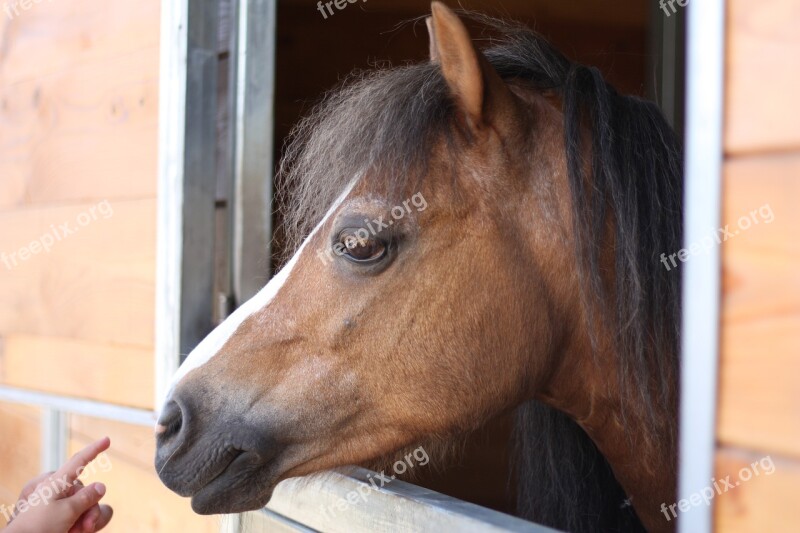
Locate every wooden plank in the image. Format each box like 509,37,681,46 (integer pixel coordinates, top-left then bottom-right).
725,0,800,154
0,199,156,347
0,403,40,506
267,467,555,533
0,335,154,410
714,448,800,532
68,415,220,532
720,156,800,323
0,0,160,87
717,155,800,458
718,317,800,457
0,47,159,209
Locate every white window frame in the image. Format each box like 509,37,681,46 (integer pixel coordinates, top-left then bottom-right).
153,0,730,531
677,1,726,533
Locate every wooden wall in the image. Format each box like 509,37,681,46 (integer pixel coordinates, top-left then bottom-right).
715,0,800,530
0,404,40,507
0,1,217,530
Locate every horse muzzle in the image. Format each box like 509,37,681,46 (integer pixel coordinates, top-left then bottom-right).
154,388,281,514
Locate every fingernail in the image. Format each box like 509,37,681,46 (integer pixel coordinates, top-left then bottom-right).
94,483,106,496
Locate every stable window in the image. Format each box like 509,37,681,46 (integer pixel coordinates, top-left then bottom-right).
154,1,708,532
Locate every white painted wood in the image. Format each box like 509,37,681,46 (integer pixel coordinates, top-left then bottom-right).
155,0,190,411
266,467,559,533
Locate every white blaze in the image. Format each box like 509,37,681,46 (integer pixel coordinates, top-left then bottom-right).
162,183,355,405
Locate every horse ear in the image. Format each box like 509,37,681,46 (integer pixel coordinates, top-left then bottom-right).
428,1,514,132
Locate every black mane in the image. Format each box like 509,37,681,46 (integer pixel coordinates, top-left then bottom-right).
278,13,682,533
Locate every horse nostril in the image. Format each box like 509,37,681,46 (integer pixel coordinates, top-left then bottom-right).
157,400,184,444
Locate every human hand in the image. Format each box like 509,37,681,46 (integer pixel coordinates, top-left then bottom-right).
4,437,114,533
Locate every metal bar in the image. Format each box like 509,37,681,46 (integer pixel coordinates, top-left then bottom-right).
0,387,155,427
219,514,242,533
40,408,68,472
647,2,686,133
218,0,240,327
180,0,220,356
231,0,277,304
677,0,726,532
155,0,221,409
219,3,277,531
254,509,319,532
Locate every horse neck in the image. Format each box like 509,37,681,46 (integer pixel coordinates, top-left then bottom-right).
535,315,678,532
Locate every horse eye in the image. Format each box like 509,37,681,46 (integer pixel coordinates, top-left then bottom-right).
338,230,387,263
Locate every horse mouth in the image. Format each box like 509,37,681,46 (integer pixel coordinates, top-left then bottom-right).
187,450,279,514
157,446,280,514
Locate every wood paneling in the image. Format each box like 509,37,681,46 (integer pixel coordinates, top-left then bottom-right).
0,1,173,530
69,416,219,533
715,449,800,532
717,1,800,528
0,0,160,87
725,0,800,154
720,156,800,324
718,316,800,458
1,335,154,410
718,156,800,459
0,47,159,210
0,404,40,506
0,199,156,347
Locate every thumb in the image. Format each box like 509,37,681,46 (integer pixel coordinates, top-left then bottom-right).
58,482,107,521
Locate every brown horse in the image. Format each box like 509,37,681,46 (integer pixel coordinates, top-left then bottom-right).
155,3,682,532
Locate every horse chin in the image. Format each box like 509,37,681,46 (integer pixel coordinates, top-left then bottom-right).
191,484,276,515
187,451,281,515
